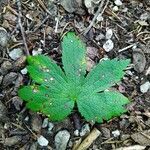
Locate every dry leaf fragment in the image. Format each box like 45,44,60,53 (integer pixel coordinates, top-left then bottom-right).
131,130,150,146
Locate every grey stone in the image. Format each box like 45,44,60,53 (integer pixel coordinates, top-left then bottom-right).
121,134,130,141
60,0,85,15
140,81,150,93
31,113,42,133
37,135,49,147
42,118,49,128
30,142,38,150
0,61,12,75
103,39,114,52
2,72,18,87
133,49,146,73
20,68,28,75
4,136,22,146
0,101,9,123
101,127,111,138
114,0,123,6
55,130,70,150
13,56,26,71
106,28,113,39
11,96,23,111
0,27,9,48
80,124,90,137
112,130,120,137
48,122,54,131
47,0,57,16
9,48,23,60
140,12,149,21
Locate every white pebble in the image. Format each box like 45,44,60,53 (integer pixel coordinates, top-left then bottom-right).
95,33,105,41
24,116,29,121
37,135,49,146
125,70,133,76
74,129,79,136
103,39,114,52
140,12,149,21
135,76,139,79
48,122,54,131
32,48,43,56
113,6,119,12
68,141,73,147
32,50,38,56
122,7,128,13
146,66,150,75
80,124,90,137
140,81,150,93
42,118,49,128
26,14,33,20
97,14,104,22
9,48,23,60
106,28,113,39
112,130,120,137
84,0,92,8
21,68,28,75
114,0,122,6
40,40,45,45
4,123,10,129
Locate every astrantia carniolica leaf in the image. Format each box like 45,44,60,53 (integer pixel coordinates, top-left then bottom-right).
62,32,86,83
18,32,130,123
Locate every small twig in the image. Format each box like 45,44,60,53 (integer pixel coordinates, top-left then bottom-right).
118,43,137,52
34,15,50,32
37,0,52,16
136,31,150,37
108,9,122,22
11,24,19,35
9,42,24,49
0,57,10,61
143,36,150,41
101,137,114,144
24,123,37,139
43,28,46,48
6,5,19,16
11,123,26,131
16,0,30,55
114,22,126,31
60,22,73,37
84,0,109,35
54,17,59,33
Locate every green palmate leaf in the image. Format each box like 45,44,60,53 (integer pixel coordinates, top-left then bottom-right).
18,32,130,123
77,91,129,123
80,59,130,95
62,32,86,83
18,85,74,121
27,55,71,95
27,55,67,86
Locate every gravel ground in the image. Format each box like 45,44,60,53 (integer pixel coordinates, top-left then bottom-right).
0,0,150,149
